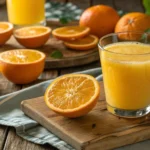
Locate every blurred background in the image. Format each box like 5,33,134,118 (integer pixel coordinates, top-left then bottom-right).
0,0,146,23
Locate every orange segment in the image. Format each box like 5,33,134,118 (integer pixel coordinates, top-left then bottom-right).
52,26,90,41
0,22,13,45
14,26,51,48
0,49,46,84
64,35,99,50
44,74,100,118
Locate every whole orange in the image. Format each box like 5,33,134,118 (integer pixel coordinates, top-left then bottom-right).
115,12,150,33
79,5,120,38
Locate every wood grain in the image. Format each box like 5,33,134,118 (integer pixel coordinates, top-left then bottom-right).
21,82,150,150
0,126,8,150
113,0,144,12
69,0,91,9
93,0,114,6
1,69,59,150
0,4,7,21
60,61,100,75
3,128,57,150
0,74,21,96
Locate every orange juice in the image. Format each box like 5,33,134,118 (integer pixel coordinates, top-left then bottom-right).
7,0,45,26
100,42,150,110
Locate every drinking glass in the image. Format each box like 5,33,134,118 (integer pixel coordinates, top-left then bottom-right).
98,32,150,118
6,0,46,27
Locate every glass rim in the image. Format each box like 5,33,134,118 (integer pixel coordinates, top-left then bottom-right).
98,31,150,56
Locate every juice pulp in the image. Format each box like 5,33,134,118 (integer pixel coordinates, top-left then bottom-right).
7,0,45,25
100,42,150,110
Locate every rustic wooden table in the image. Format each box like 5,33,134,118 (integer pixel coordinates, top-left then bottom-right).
0,0,146,150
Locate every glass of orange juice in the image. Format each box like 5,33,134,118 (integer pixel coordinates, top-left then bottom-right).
98,32,150,118
6,0,46,27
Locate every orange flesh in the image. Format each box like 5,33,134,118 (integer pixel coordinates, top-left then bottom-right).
15,28,48,36
0,24,9,32
1,50,42,63
66,36,95,45
47,76,95,109
56,26,88,35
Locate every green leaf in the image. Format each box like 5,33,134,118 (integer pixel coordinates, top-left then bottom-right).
59,17,70,24
145,28,150,32
143,0,150,15
50,50,63,59
59,16,73,24
117,10,127,17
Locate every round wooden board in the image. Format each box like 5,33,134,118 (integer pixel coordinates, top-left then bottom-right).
0,36,99,69
0,21,100,69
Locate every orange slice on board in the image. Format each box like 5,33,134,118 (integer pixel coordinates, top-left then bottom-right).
14,26,51,48
64,35,99,50
0,22,13,45
52,26,90,41
0,49,46,84
44,74,100,118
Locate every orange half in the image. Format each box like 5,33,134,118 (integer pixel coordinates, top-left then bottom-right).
0,49,46,84
0,22,13,45
44,74,100,118
14,26,51,48
64,35,99,50
52,26,90,41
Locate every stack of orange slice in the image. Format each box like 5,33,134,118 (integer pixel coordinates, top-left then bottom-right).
52,26,98,50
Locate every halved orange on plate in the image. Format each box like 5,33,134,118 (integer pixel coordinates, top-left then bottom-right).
0,22,13,45
0,49,46,84
14,26,51,48
44,74,100,118
64,35,99,50
52,26,90,41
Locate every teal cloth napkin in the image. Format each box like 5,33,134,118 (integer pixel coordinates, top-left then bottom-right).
0,68,150,150
0,68,102,150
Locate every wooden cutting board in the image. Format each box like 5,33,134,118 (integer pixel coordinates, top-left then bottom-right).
0,21,99,69
21,82,150,150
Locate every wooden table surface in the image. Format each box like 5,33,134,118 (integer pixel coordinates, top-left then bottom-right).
0,1,146,150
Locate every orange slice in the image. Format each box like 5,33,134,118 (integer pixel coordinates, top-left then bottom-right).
14,26,51,48
44,74,100,118
0,49,46,84
52,26,90,41
64,35,99,50
0,22,13,45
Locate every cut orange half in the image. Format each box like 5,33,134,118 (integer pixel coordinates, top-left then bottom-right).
64,35,99,50
0,49,46,84
14,26,51,48
52,26,90,41
44,74,100,118
0,22,13,45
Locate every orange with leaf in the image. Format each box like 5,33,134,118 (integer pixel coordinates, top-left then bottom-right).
115,12,150,33
115,12,150,40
